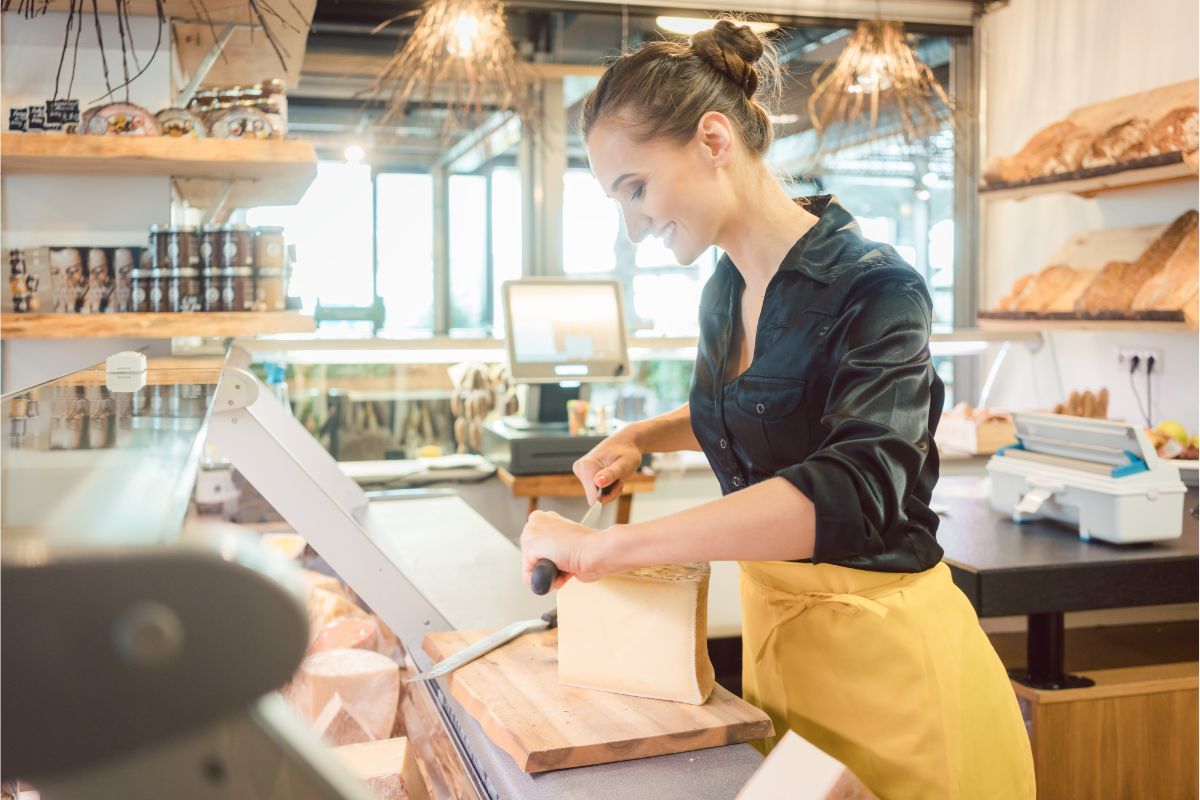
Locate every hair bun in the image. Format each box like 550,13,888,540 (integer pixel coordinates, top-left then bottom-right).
690,19,765,98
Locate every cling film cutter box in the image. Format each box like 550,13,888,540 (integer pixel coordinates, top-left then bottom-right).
986,412,1187,544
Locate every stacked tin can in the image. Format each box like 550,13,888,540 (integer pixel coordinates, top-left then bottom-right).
132,225,202,312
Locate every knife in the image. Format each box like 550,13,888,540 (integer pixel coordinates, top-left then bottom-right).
405,609,558,683
530,482,613,595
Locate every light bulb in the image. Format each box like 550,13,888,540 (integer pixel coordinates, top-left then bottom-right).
448,12,481,57
344,144,365,163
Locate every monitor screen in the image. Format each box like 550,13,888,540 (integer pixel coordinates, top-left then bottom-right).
502,279,629,383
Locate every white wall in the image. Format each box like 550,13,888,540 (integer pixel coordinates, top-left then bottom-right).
978,0,1200,430
2,13,175,391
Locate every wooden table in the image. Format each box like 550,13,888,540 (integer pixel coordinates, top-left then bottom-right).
496,467,657,524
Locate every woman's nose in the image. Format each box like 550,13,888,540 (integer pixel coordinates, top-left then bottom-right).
622,208,652,244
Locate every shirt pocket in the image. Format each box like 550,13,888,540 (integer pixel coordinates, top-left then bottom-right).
734,376,810,468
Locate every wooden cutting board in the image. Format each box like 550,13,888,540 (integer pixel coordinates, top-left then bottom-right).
422,628,773,773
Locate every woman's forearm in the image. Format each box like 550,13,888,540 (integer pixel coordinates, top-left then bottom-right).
590,477,815,573
622,403,702,453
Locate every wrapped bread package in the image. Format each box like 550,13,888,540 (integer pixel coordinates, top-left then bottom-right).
557,563,715,705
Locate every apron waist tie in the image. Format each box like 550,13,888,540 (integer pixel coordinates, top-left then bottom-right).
749,584,890,665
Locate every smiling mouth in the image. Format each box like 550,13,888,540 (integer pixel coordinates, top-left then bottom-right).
660,222,677,249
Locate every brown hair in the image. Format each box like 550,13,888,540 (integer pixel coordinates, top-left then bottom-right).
580,19,782,157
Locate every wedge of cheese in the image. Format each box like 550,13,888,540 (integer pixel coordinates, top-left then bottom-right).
333,737,430,800
557,562,715,705
312,694,374,747
309,616,381,655
307,588,366,641
293,648,400,739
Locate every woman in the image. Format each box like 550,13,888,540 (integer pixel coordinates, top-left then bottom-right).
520,20,1035,800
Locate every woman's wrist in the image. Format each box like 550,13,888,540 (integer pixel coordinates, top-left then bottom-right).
585,523,636,577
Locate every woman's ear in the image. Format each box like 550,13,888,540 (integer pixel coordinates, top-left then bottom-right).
695,111,735,167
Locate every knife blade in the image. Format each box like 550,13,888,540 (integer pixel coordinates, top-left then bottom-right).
530,482,613,595
406,609,558,683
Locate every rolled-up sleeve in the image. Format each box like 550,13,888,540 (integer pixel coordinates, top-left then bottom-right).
776,277,935,563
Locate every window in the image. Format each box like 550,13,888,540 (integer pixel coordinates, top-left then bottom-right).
247,161,374,312
490,167,523,333
376,172,435,333
449,174,488,331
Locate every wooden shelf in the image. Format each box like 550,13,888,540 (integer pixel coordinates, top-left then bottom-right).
1,312,314,340
978,317,1196,333
0,133,317,208
979,151,1198,201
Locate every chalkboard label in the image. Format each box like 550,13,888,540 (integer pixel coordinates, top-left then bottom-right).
46,99,80,125
8,107,28,131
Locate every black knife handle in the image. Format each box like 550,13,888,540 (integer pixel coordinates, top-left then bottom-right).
531,559,557,595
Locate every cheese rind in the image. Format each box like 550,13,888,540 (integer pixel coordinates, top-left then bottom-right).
312,694,374,747
293,648,400,739
333,737,430,800
557,563,715,705
309,616,381,655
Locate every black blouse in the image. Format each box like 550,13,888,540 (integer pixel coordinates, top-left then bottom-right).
689,195,945,573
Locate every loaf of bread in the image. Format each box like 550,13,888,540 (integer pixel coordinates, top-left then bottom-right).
1140,106,1199,156
1081,118,1151,168
1045,268,1099,312
1075,211,1199,313
1014,265,1078,312
984,121,1091,184
1040,125,1095,176
1131,225,1199,310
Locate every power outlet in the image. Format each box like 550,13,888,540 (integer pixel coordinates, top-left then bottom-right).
1116,348,1164,373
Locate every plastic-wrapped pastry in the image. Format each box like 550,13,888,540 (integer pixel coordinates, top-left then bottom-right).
78,102,159,136
208,106,274,140
155,107,207,138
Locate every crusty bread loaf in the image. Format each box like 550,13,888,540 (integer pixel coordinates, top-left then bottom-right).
1131,225,1199,310
1073,260,1140,313
1015,265,1078,312
1140,106,1199,157
1075,210,1198,313
984,121,1090,184
1045,268,1099,312
1183,288,1199,329
1040,125,1095,176
1081,118,1151,168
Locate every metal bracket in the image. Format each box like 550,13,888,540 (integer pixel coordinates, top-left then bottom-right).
200,180,236,225
175,24,238,108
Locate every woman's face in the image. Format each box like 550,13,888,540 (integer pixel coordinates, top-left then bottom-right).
586,113,733,266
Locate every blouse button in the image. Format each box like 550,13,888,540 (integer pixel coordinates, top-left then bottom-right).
719,438,727,449
731,476,744,488
756,402,765,414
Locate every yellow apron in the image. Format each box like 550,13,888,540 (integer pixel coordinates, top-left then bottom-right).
739,560,1036,800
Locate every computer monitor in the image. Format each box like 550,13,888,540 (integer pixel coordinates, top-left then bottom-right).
501,278,630,384
500,279,630,428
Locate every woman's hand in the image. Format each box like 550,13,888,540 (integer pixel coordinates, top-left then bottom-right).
520,510,613,591
572,431,643,504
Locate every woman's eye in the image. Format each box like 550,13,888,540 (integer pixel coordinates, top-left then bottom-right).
631,183,645,201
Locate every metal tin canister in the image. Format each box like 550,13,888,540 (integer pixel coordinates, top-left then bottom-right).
149,225,198,271
254,226,286,270
211,267,254,312
216,224,253,269
166,268,202,312
129,268,169,312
